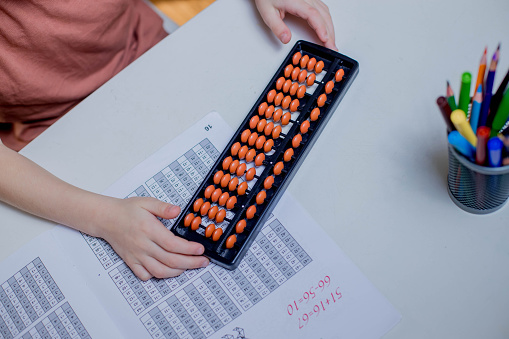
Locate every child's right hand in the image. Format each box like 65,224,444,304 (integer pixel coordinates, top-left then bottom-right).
96,196,210,281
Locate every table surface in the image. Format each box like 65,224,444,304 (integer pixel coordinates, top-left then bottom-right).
1,0,509,337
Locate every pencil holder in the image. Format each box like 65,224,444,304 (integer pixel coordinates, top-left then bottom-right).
447,144,509,214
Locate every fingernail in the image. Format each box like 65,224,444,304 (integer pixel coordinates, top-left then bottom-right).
280,32,289,44
196,246,205,255
201,259,210,268
169,205,180,214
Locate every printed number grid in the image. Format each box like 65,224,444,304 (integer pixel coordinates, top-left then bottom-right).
141,272,240,339
81,139,219,270
0,258,65,339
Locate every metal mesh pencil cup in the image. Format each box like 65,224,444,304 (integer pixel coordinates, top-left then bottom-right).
447,144,509,214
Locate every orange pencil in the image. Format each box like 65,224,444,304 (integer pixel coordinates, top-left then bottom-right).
475,47,487,92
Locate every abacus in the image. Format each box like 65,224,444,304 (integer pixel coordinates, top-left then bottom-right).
171,40,359,269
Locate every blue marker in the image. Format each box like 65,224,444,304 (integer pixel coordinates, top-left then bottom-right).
469,84,482,133
448,131,476,162
487,137,503,167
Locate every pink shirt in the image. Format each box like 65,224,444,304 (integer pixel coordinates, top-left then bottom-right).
0,0,167,151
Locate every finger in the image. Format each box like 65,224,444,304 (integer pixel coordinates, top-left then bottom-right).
151,225,206,256
284,2,332,48
256,2,292,44
136,197,181,219
141,255,190,279
151,244,210,271
130,262,153,281
312,1,337,50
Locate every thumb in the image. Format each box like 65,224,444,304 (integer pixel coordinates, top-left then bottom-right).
139,197,181,219
257,5,292,44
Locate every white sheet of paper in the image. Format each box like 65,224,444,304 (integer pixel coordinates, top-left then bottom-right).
3,111,400,338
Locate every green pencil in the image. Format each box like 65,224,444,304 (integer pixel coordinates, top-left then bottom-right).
491,89,509,136
458,72,471,116
447,81,458,111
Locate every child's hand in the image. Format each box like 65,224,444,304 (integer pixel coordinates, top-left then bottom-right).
254,0,337,51
97,197,209,281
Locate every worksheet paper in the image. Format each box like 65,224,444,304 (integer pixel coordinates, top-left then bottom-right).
2,111,400,338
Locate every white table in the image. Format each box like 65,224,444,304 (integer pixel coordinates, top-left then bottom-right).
1,0,509,337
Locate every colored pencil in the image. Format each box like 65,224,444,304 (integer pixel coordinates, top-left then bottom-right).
478,44,500,127
490,67,509,114
474,47,487,92
470,85,483,133
446,81,458,111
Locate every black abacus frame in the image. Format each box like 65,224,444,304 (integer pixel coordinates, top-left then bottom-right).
171,40,359,269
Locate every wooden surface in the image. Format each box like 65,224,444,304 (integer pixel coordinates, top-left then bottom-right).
150,0,215,26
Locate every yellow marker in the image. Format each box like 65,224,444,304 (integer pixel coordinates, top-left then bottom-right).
450,109,477,147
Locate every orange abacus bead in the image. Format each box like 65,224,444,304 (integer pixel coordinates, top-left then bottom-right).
212,227,223,241
229,159,240,174
264,121,274,136
225,235,237,249
191,216,201,231
255,153,265,166
216,209,226,223
240,129,251,143
193,198,204,212
238,145,249,159
256,190,267,205
255,135,266,150
200,201,211,216
258,102,268,115
248,132,258,146
281,96,291,109
264,176,275,189
249,115,259,129
211,188,222,202
228,177,239,191
307,57,317,71
335,68,345,82
273,108,283,122
184,213,194,227
265,105,275,119
317,94,327,107
291,67,300,81
226,196,237,210
310,107,320,121
292,52,301,65
237,181,248,195
272,125,282,139
204,184,215,199
306,73,316,87
284,148,294,162
257,119,267,133
276,77,285,90
300,120,310,134
230,142,241,156
267,89,277,103
300,54,309,69
236,220,246,233
236,163,247,176
290,99,300,112
246,205,257,219
289,82,299,96
297,85,306,99
284,64,293,78
246,149,256,163
298,69,308,83
325,80,334,94
222,156,233,170
283,79,292,93
315,60,324,73
218,192,229,206
263,139,274,153
246,167,257,181
220,173,231,188
292,134,302,148
273,161,284,175
274,92,284,106
205,224,215,238
208,206,219,219
281,112,291,125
